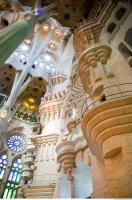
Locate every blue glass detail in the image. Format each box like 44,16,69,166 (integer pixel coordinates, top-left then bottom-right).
0,154,8,181
2,158,23,198
7,135,26,153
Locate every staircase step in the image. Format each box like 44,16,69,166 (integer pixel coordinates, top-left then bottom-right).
23,184,55,190
22,184,55,199
25,192,53,197
27,196,52,199
23,188,54,193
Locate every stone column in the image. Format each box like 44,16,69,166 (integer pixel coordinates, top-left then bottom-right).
32,134,58,185
21,148,36,185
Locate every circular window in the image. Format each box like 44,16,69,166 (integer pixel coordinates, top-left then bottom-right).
7,135,26,153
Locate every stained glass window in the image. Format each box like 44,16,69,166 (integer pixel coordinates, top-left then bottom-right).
2,158,23,199
0,154,8,185
7,135,26,153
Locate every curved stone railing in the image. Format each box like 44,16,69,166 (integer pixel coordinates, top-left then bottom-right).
80,83,132,118
81,95,132,160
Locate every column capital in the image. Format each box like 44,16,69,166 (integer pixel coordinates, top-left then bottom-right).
56,141,75,174
77,44,112,97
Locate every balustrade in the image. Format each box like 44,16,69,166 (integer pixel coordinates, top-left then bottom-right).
79,82,132,118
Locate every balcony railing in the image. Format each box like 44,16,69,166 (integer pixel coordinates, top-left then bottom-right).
80,83,132,118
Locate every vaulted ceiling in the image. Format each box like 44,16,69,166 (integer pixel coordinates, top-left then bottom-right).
0,0,109,108
12,0,106,27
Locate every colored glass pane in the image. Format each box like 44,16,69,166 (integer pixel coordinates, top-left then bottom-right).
12,172,17,182
0,154,8,181
7,135,26,153
2,188,8,199
8,171,13,181
16,174,20,183
2,158,23,199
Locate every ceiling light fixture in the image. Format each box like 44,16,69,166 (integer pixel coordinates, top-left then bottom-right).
48,43,56,50
52,68,55,72
55,29,62,37
34,60,38,65
21,44,29,51
44,54,51,62
0,109,8,119
25,39,31,45
14,52,18,56
39,63,44,67
20,54,25,60
42,24,49,31
46,65,50,70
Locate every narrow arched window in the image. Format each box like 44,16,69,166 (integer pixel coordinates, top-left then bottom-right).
124,28,132,48
2,158,23,199
116,7,127,20
118,42,132,60
107,23,116,33
0,154,8,184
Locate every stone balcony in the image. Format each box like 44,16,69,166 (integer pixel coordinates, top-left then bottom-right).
82,95,132,159
81,95,132,197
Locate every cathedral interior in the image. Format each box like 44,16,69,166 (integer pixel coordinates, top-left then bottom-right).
0,0,132,198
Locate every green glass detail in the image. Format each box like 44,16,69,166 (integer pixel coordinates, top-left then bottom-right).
2,188,8,199
16,174,20,184
0,15,38,67
13,163,18,168
11,189,16,199
19,165,23,169
2,158,23,199
8,189,12,198
0,154,8,181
